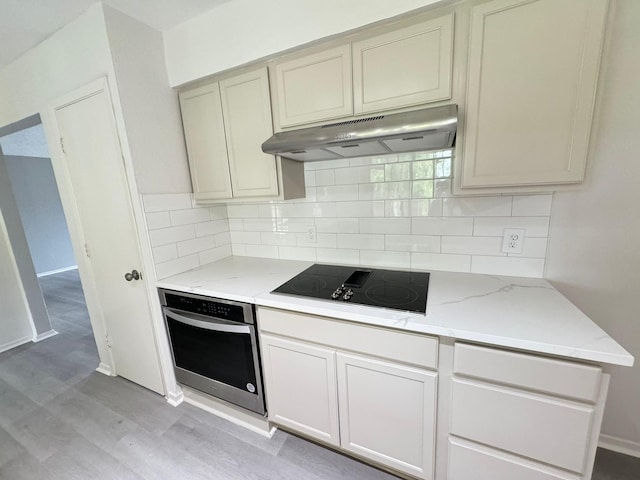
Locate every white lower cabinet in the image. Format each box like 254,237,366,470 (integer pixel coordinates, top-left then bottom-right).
258,307,438,479
260,334,339,446
337,352,437,479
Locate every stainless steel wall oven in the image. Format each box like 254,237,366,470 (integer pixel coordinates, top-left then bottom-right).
159,289,266,415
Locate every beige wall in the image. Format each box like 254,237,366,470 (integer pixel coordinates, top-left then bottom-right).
546,0,640,451
163,0,445,86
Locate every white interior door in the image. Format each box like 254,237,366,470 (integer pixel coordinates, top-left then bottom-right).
49,79,164,394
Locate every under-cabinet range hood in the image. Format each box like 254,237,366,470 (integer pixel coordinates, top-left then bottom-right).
262,104,457,162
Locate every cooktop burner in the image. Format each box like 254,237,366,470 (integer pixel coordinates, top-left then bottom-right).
272,264,429,314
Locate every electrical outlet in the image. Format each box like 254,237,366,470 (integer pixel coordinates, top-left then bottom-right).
501,228,525,254
306,225,317,243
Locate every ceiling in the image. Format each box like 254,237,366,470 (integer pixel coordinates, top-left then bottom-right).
0,0,231,69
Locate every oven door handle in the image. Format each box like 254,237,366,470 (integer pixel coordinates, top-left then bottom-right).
164,307,251,334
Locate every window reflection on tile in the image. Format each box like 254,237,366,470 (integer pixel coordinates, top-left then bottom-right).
435,158,452,178
412,160,434,179
385,162,411,181
412,180,434,199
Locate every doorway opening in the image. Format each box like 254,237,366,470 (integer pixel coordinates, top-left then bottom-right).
0,115,99,373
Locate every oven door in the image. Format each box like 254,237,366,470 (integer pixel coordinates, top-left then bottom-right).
163,307,265,415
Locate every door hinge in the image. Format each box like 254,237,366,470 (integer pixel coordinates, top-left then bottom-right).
105,334,112,348
60,137,65,154
84,243,91,258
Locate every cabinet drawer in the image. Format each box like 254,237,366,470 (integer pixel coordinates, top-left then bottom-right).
454,343,602,402
258,307,438,369
448,439,576,480
450,379,594,473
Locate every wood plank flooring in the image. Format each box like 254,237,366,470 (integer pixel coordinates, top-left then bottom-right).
0,270,637,479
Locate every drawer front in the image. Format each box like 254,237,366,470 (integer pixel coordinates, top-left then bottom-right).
450,379,594,473
454,343,602,402
448,439,577,480
258,307,438,369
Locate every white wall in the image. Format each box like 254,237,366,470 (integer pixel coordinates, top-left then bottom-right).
103,6,191,194
545,0,640,452
163,0,445,86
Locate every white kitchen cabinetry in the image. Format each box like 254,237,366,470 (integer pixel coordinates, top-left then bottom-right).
449,343,607,479
258,307,438,480
260,334,340,446
460,0,609,191
179,68,304,202
352,15,453,115
337,352,437,479
271,14,454,129
273,45,353,128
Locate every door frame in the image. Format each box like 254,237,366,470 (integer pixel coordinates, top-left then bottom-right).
42,77,181,402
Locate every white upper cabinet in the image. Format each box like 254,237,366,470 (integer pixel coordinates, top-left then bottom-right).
353,14,454,115
460,0,609,190
180,68,304,203
219,68,279,198
179,83,233,201
273,45,353,128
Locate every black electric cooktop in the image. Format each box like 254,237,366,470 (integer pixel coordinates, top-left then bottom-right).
272,264,430,314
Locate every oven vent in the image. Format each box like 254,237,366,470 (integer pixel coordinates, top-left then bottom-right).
321,116,385,128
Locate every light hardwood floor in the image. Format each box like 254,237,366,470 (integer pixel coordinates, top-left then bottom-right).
0,270,637,479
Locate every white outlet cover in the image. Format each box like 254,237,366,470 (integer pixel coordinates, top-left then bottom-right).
501,228,525,254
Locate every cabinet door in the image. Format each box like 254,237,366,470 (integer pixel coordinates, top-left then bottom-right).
274,45,353,127
336,352,437,479
179,83,233,201
352,15,453,115
461,0,609,188
219,68,279,198
260,334,340,446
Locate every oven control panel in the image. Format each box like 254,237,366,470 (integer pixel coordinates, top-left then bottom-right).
163,292,247,323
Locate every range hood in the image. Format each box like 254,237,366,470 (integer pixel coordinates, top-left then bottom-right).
262,104,457,162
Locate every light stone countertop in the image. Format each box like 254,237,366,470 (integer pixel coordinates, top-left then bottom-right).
156,256,634,367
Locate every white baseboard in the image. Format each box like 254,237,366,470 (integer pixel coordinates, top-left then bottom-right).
166,388,184,407
96,362,115,376
599,433,640,458
37,265,78,278
182,386,276,438
0,335,32,354
33,329,58,342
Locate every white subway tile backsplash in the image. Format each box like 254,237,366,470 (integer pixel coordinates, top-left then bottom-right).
473,217,550,237
156,254,200,280
170,207,211,226
230,231,261,244
315,218,359,234
442,196,512,217
411,253,472,273
512,194,553,216
149,225,195,247
152,244,178,264
317,248,360,264
177,235,215,257
359,218,410,235
441,236,504,256
360,250,410,269
385,235,440,253
471,256,545,278
196,219,230,237
412,217,474,236
199,244,232,265
279,246,317,261
337,234,385,250
146,212,171,230
144,149,550,279
260,231,298,246
335,201,384,218
316,185,359,202
227,203,260,218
